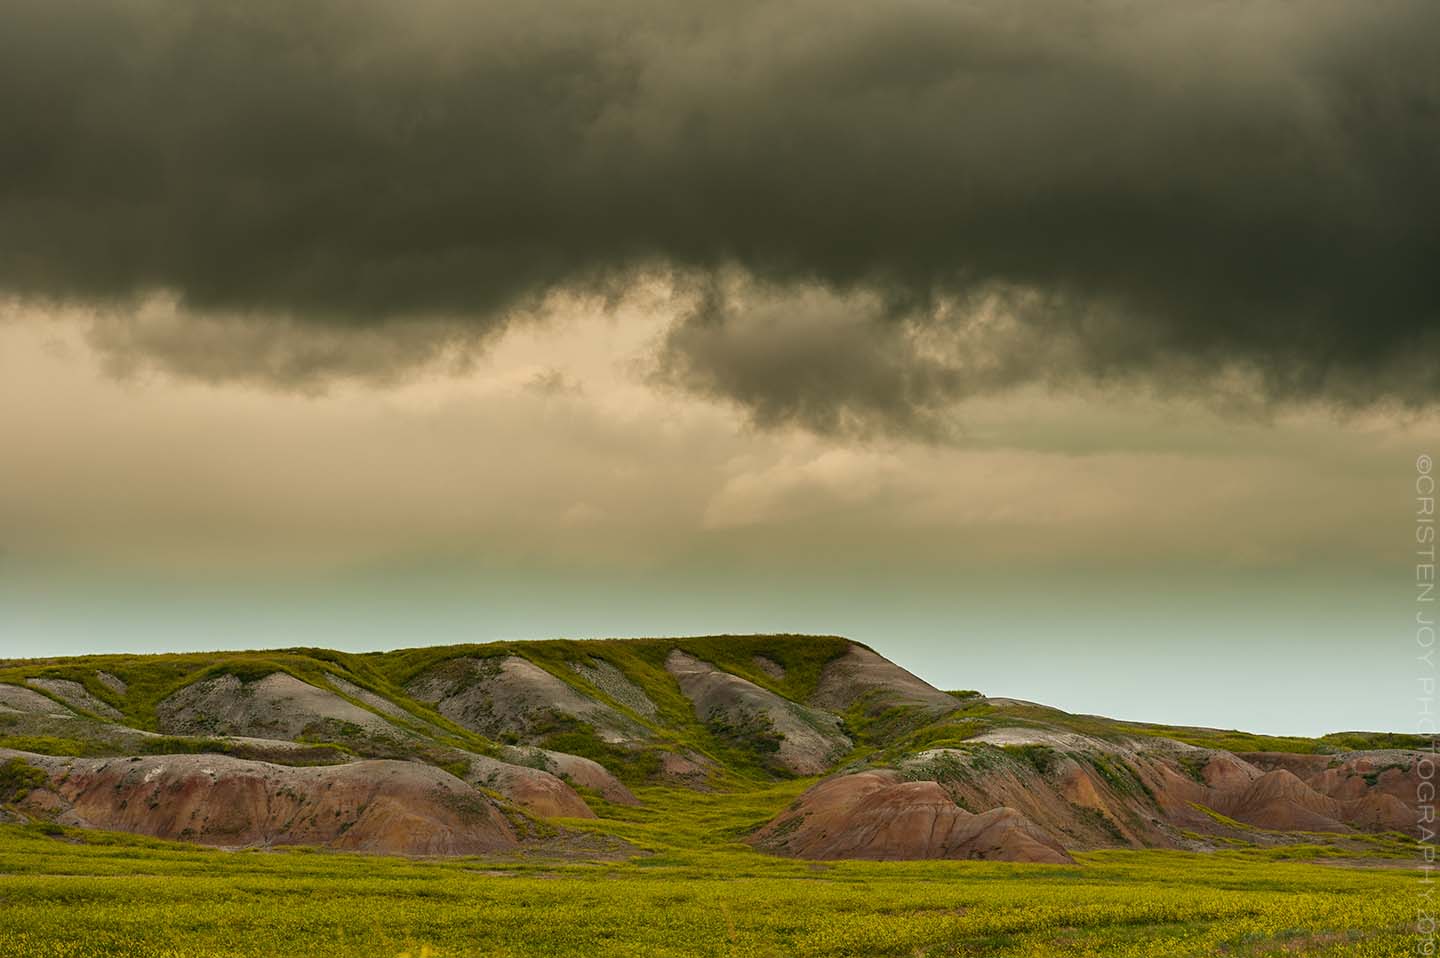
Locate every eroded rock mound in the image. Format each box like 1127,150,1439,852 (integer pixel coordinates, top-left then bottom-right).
810,645,959,716
1231,750,1427,832
461,752,595,818
323,674,423,725
665,651,851,775
406,656,647,744
8,749,519,855
1215,769,1350,832
0,684,75,717
886,738,1426,851
1243,750,1425,806
657,749,715,787
567,659,658,718
751,770,1072,863
500,745,641,805
896,743,1177,849
26,679,121,720
1199,751,1263,791
157,672,403,742
95,671,127,695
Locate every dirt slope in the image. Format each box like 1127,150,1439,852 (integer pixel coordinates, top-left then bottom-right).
95,671,127,695
0,684,75,717
1215,769,1351,832
8,749,518,855
665,650,851,775
749,769,1072,863
461,752,595,819
499,746,640,806
322,674,427,726
406,656,648,745
26,679,121,720
567,659,658,718
157,672,404,742
810,645,960,716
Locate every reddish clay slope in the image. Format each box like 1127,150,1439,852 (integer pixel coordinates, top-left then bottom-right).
462,752,595,819
810,645,960,716
9,750,519,855
749,770,1072,863
1214,769,1351,832
499,746,641,806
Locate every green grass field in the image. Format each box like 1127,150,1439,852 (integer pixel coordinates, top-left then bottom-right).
0,781,1418,958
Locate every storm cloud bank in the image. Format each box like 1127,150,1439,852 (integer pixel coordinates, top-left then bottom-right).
2,0,1437,433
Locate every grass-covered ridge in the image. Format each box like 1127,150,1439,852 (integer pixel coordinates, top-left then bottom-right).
899,698,1431,757
0,636,1418,774
0,636,862,784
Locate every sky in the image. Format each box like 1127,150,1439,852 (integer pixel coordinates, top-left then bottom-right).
1,0,1437,736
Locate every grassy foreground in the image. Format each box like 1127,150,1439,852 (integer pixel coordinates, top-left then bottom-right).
0,780,1418,958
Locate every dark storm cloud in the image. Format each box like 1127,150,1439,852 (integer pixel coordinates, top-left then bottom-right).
653,280,1075,440
2,0,1437,429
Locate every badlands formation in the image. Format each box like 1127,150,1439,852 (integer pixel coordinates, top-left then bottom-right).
0,637,1425,863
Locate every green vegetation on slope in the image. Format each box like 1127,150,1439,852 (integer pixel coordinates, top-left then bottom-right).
887,698,1433,757
4,637,1417,759
0,636,862,787
0,758,44,803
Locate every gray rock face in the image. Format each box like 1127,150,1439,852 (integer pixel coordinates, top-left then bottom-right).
157,672,403,741
95,671,128,695
567,658,658,718
810,645,959,716
665,651,851,775
500,745,641,805
460,752,596,819
323,674,426,726
27,679,122,720
0,683,75,717
406,655,648,744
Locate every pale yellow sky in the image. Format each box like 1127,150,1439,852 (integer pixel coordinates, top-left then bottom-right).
0,294,1430,736
2,293,1428,580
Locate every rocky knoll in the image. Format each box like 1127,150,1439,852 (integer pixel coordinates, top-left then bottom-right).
761,737,1429,858
1238,751,1424,831
567,658,659,719
665,651,851,775
750,769,1072,863
810,645,960,717
460,752,595,819
6,749,519,855
1140,747,1425,836
498,745,640,806
406,655,649,745
0,683,75,717
158,672,403,742
886,743,1179,849
153,668,608,818
26,679,122,720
